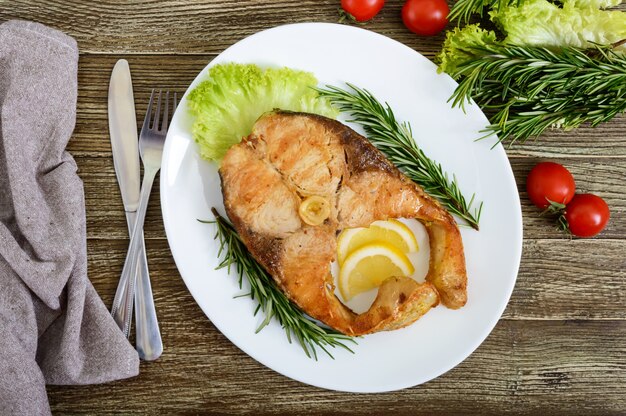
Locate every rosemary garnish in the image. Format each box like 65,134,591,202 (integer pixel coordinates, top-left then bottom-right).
317,84,482,230
445,42,626,145
204,208,356,360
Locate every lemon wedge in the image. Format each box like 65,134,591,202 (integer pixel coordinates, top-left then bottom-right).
337,219,418,265
338,243,415,301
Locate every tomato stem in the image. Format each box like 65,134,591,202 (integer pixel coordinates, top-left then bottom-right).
337,8,363,25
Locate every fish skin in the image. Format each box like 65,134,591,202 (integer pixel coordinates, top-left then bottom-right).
219,111,467,336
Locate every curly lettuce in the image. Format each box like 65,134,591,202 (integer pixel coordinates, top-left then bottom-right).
490,0,626,51
563,0,622,9
437,25,499,76
187,63,338,162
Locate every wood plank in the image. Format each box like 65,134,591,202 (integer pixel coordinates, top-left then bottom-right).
69,54,626,158
1,0,447,55
510,239,626,320
46,312,626,414
86,238,625,324
504,125,626,159
75,155,626,239
59,239,626,411
5,0,626,69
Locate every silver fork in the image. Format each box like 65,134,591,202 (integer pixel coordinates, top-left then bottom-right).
113,89,176,359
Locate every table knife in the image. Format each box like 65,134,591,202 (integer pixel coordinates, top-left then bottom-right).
108,59,163,360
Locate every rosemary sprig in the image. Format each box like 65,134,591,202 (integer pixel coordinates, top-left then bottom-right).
448,0,520,23
446,42,626,144
204,208,356,360
317,84,482,230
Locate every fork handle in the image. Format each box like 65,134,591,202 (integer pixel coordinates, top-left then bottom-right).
134,235,163,360
113,167,158,338
117,209,164,361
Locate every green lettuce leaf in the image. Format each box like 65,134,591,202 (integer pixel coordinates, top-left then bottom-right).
562,0,622,9
490,0,626,50
437,24,500,76
187,63,338,162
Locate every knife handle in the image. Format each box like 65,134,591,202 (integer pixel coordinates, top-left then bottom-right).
111,217,135,333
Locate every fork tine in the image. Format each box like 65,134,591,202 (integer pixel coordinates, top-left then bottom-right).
142,89,156,133
162,91,170,132
152,90,162,130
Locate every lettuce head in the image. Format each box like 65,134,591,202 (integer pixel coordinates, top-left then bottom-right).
491,0,626,51
187,63,338,162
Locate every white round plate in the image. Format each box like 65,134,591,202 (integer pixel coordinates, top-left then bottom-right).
161,23,523,393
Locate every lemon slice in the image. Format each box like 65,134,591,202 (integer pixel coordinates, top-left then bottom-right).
338,243,415,301
337,219,418,265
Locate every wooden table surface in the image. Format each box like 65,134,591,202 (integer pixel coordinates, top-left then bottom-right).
2,1,625,414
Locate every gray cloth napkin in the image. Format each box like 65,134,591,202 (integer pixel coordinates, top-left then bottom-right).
0,20,139,415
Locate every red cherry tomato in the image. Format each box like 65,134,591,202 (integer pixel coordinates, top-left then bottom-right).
526,162,576,209
341,0,385,21
564,194,610,237
401,0,449,36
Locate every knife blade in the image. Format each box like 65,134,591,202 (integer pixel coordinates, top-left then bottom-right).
107,60,163,360
108,59,140,212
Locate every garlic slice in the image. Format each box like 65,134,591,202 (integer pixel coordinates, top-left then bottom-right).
299,196,331,226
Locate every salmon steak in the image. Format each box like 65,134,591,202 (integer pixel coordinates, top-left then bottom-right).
219,111,467,336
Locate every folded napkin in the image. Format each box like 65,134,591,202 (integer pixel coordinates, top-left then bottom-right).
0,20,139,415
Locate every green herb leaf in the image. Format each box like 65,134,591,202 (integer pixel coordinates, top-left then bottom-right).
316,84,482,230
438,26,626,144
204,210,357,360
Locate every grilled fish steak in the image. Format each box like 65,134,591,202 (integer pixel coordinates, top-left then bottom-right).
219,111,467,336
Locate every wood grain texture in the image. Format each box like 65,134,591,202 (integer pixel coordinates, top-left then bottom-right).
75,154,626,239
2,0,625,413
46,313,626,414
1,0,443,55
48,242,625,414
83,238,625,323
68,56,626,240
67,54,626,158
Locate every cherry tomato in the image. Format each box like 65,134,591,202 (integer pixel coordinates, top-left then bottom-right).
401,0,449,36
341,0,385,22
564,194,610,237
526,162,576,209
